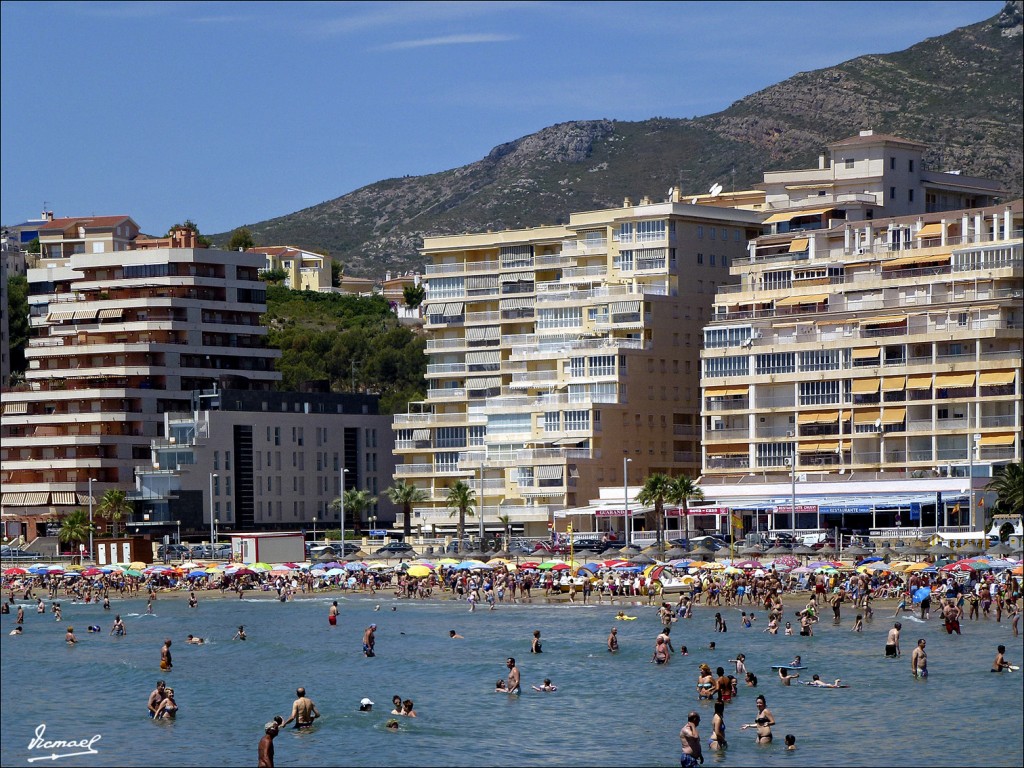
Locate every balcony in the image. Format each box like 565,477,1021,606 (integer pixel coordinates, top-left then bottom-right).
425,260,498,276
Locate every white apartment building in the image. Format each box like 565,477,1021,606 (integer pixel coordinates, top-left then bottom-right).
0,218,280,540
393,194,764,538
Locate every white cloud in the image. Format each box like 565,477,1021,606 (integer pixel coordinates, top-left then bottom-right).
376,33,517,51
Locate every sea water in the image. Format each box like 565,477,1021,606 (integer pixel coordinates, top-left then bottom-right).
1,593,1021,767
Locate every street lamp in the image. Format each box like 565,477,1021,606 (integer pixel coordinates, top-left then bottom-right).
623,457,632,546
214,518,220,552
312,516,317,545
968,431,980,530
176,520,181,546
209,472,218,557
87,477,95,562
339,467,349,552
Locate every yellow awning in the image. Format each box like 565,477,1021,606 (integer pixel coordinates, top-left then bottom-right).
882,253,950,269
788,238,809,253
854,409,881,425
705,386,748,397
800,440,851,452
906,374,932,390
852,379,880,394
979,433,1016,447
882,377,907,391
979,370,1016,386
915,223,944,238
797,411,840,425
859,315,906,326
880,408,906,424
775,293,829,307
851,347,880,360
935,372,976,388
763,207,835,224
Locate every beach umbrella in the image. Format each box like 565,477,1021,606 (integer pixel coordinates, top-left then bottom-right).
669,558,693,568
926,543,954,556
734,560,763,569
124,569,144,577
859,556,883,563
550,563,571,571
578,562,601,573
689,546,717,560
251,562,272,571
3,567,28,575
663,547,691,560
437,558,460,565
765,544,792,556
613,565,643,572
629,553,656,565
939,561,974,572
406,565,432,578
519,561,540,570
771,555,800,568
185,571,208,579
179,561,200,569
791,544,818,556
902,561,932,572
491,550,513,560
843,545,872,557
986,542,1014,556
229,567,256,576
792,566,813,575
325,568,347,577
81,568,103,576
724,566,743,575
738,544,765,557
536,561,561,570
1012,564,1023,576
912,586,934,603
701,562,725,571
984,559,1015,570
816,545,838,558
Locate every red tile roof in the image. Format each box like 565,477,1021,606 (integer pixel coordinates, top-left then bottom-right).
38,215,136,232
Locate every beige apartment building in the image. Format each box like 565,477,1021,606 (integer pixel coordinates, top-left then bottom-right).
392,195,764,538
248,245,331,291
0,218,280,540
698,201,1022,535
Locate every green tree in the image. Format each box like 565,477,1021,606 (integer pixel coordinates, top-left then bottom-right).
97,489,132,538
497,514,512,547
340,489,375,536
58,510,93,556
227,227,255,251
331,260,343,287
259,267,289,284
385,481,429,539
402,283,426,309
26,237,41,254
986,461,1024,516
667,475,704,546
6,274,28,375
446,481,476,551
637,473,674,545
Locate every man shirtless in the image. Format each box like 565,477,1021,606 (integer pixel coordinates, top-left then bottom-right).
679,711,704,767
258,721,279,767
506,657,521,694
283,687,320,729
607,627,619,653
885,623,902,657
147,680,166,718
911,639,927,678
363,624,376,657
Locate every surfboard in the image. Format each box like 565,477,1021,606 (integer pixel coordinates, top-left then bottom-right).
771,664,808,670
1008,665,1020,671
615,616,638,621
800,681,848,688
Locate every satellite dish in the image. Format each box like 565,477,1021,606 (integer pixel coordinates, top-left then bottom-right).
709,183,723,198
668,187,675,198
691,196,698,205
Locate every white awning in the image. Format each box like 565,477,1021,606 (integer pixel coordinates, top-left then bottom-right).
444,302,465,315
467,376,502,389
51,491,77,505
466,351,500,365
47,311,75,322
536,465,564,480
500,297,534,310
466,327,496,341
98,308,124,320
2,401,28,415
1,493,27,505
500,272,534,283
77,493,96,505
467,275,499,289
411,429,431,441
609,300,641,314
73,308,98,321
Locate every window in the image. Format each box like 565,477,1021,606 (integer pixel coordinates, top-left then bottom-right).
500,245,533,268
697,226,704,240
616,223,634,244
537,307,582,329
564,410,591,431
225,451,231,470
697,252,703,264
720,228,727,241
489,413,531,434
469,426,486,446
569,357,585,377
435,452,460,472
710,254,716,266
426,276,465,300
908,189,914,203
613,251,634,271
845,158,855,169
799,380,840,405
273,427,280,446
890,187,896,200
908,159,914,172
435,427,466,448
800,349,841,371
704,326,751,349
588,355,616,376
636,220,666,242
704,355,749,377
544,412,560,432
890,157,895,170
709,228,716,241
755,352,795,374
756,442,793,468
213,451,220,470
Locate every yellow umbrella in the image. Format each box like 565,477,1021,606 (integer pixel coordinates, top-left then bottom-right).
702,562,725,571
128,562,147,571
406,565,431,578
437,558,459,565
904,561,932,572
723,566,743,575
251,562,272,571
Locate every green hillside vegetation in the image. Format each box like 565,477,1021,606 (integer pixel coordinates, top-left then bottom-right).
263,285,425,414
211,2,1023,277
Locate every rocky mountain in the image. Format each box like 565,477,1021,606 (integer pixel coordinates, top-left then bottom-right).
213,1,1023,277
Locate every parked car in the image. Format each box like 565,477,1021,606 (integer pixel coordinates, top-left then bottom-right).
157,544,190,560
309,542,361,558
686,536,723,551
374,542,416,556
0,545,41,561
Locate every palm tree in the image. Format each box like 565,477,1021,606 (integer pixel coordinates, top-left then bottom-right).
446,481,476,552
636,473,674,545
986,461,1024,516
497,513,512,548
343,489,376,536
385,482,429,539
58,510,92,557
97,489,132,538
668,475,705,546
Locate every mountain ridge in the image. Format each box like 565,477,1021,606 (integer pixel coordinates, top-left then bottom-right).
214,1,1023,277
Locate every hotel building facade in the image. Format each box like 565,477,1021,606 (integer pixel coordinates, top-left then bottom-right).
392,195,764,538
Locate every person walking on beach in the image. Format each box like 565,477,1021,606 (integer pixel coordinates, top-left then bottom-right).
258,721,279,767
506,657,521,694
328,601,339,627
160,638,173,671
911,639,927,678
679,711,703,767
608,627,619,653
283,687,320,729
363,624,376,657
885,622,902,657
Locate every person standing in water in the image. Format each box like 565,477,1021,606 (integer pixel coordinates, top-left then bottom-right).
505,657,521,694
608,627,619,653
531,629,542,653
258,721,279,767
679,711,703,767
911,638,928,678
741,695,775,744
283,687,320,730
160,638,173,671
708,701,726,751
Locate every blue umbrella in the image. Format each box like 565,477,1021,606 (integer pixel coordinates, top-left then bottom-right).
859,556,883,563
613,565,643,573
185,571,209,579
912,586,933,603
344,562,366,571
578,562,600,573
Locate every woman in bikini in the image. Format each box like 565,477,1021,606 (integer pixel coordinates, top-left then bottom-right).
742,694,775,743
708,700,727,751
697,664,716,700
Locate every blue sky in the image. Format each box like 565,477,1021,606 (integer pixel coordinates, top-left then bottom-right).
0,1,1003,236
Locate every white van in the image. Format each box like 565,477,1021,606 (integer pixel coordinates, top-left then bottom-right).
800,532,828,547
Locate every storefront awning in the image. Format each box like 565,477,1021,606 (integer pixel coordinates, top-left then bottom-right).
979,370,1016,386
851,378,880,394
775,293,828,307
763,207,835,224
935,372,975,388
